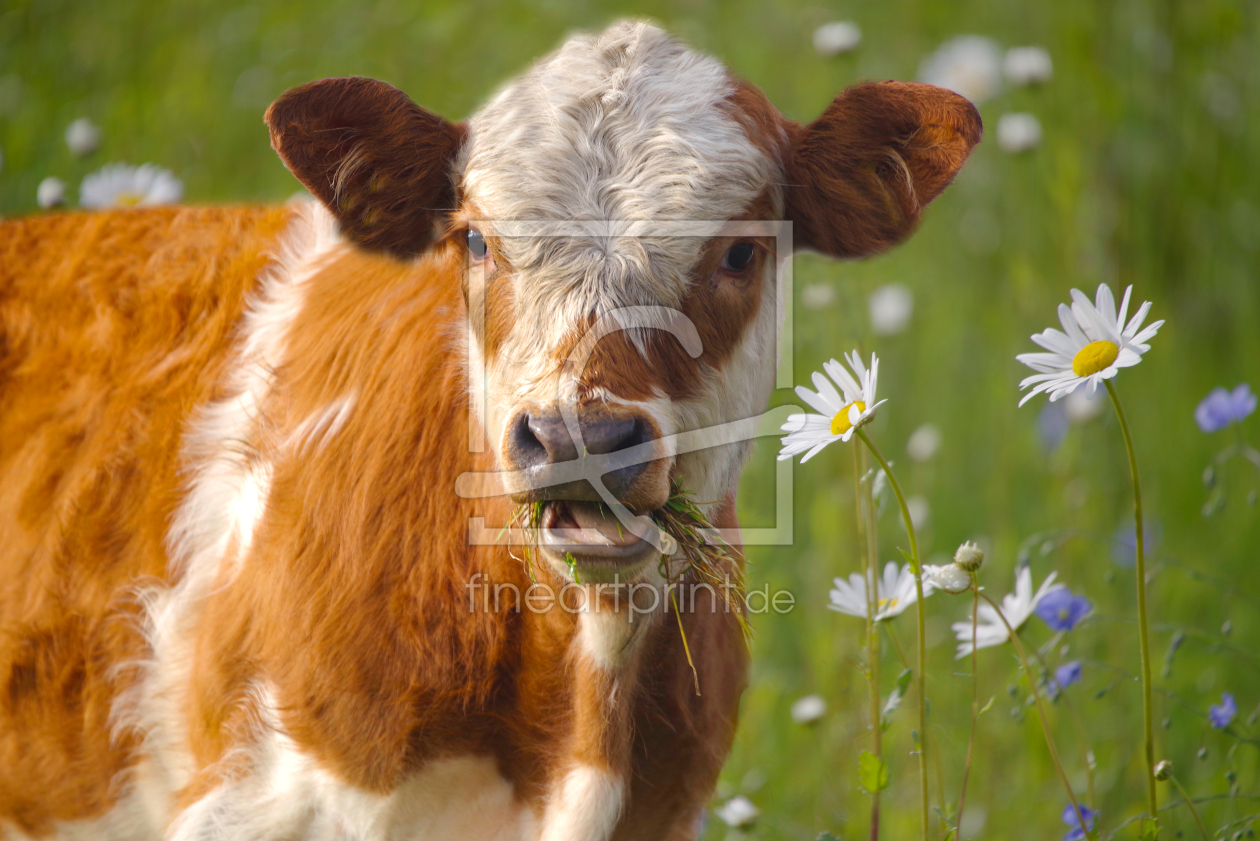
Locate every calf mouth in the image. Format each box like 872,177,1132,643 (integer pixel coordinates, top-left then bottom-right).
537,499,660,584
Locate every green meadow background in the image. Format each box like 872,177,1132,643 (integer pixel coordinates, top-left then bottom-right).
2,0,1258,838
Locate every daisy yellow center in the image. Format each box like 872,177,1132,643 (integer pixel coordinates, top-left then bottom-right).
830,400,866,436
1071,340,1119,377
877,597,898,611
116,191,145,206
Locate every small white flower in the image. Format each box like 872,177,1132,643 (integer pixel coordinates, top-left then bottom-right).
814,21,862,56
924,563,971,594
996,112,1042,153
80,162,183,209
952,567,1064,657
715,796,759,828
869,283,913,335
800,282,836,310
1004,46,1053,85
919,35,1003,104
65,117,102,157
829,561,931,621
37,176,65,209
779,351,887,462
906,423,941,462
790,694,827,724
1016,283,1163,407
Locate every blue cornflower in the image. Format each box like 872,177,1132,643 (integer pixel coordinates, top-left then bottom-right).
1209,692,1237,729
1061,803,1097,841
1195,384,1257,433
1055,661,1083,690
1035,587,1092,632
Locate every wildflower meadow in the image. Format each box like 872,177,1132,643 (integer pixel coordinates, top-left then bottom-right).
2,0,1257,839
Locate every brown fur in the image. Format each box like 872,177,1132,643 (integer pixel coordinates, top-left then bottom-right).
0,207,745,834
266,77,466,258
0,207,291,835
783,81,982,258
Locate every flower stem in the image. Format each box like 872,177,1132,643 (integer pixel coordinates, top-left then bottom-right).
1167,774,1210,841
956,575,980,838
1104,379,1158,832
978,591,1094,841
853,445,881,841
856,429,928,841
1024,643,1097,807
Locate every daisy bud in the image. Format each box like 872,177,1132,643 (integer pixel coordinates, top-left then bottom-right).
924,563,971,594
954,541,984,572
1153,759,1172,781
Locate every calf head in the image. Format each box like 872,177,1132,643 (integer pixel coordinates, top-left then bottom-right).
266,21,981,585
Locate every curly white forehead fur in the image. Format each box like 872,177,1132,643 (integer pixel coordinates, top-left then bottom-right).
460,20,778,337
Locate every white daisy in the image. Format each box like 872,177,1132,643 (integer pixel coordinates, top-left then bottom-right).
1016,283,1163,407
813,21,862,56
923,563,971,594
829,561,931,621
951,567,1063,657
80,163,183,209
869,283,914,334
37,176,66,209
790,694,827,724
1004,46,1053,86
715,796,759,828
906,423,941,462
919,35,1003,104
778,350,886,462
65,117,102,157
996,112,1042,153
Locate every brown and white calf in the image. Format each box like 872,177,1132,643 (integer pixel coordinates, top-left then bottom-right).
0,21,979,841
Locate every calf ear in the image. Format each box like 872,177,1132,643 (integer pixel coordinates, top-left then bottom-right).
784,81,982,258
265,76,465,258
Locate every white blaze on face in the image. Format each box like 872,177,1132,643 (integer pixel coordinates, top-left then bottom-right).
459,21,782,508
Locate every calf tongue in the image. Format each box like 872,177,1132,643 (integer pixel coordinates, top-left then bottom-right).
553,500,645,547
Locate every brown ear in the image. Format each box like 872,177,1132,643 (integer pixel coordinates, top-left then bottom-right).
784,81,982,258
265,77,465,257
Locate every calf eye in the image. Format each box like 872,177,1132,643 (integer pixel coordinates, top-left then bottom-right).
467,230,488,259
720,242,755,272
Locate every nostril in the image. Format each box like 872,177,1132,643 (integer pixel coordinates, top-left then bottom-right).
513,413,551,467
583,417,639,456
511,412,652,469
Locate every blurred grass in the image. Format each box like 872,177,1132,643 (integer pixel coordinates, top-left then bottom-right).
3,0,1259,838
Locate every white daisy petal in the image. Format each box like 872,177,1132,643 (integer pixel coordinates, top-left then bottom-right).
1057,303,1090,347
1123,301,1152,337
1095,283,1117,328
1017,352,1072,371
1129,319,1163,348
1030,329,1078,357
799,440,833,463
811,371,845,413
845,350,868,382
795,385,837,417
1116,285,1133,329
